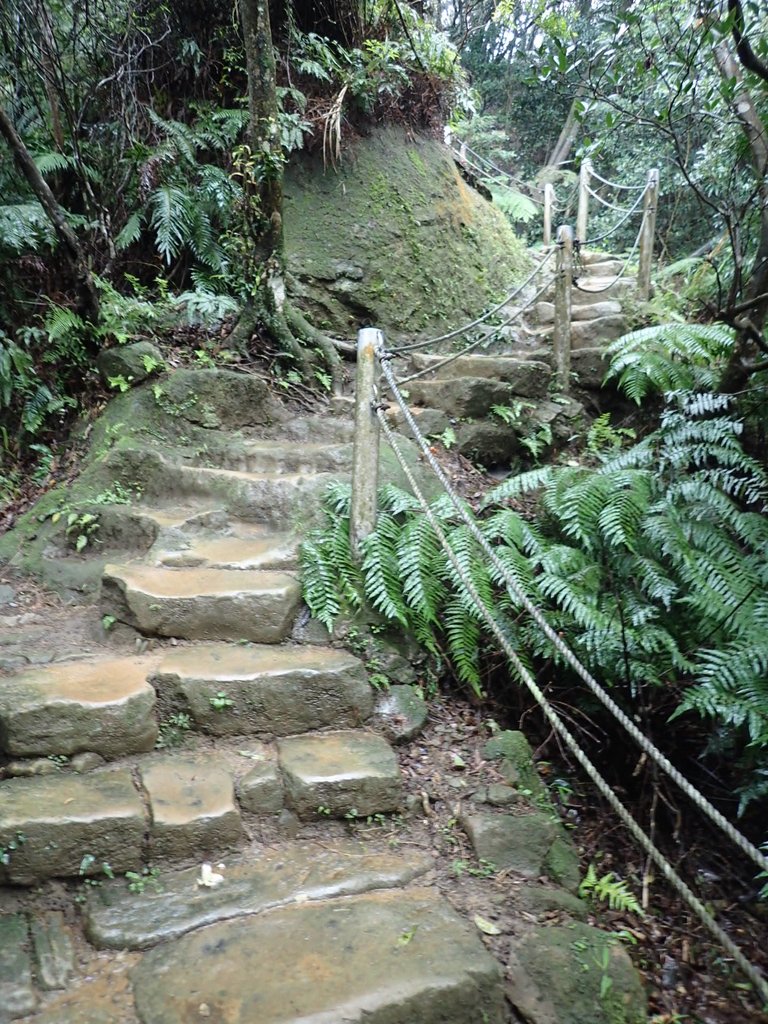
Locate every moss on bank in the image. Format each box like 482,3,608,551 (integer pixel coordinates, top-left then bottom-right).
284,127,530,341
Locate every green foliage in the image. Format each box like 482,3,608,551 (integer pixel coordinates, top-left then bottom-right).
604,323,736,403
579,864,643,914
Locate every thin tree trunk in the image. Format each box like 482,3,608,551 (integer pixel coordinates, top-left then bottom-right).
546,94,581,168
0,101,99,325
713,42,768,390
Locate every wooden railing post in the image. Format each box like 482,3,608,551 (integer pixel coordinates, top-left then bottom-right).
459,141,467,166
543,183,554,247
553,225,573,392
443,125,453,147
576,158,592,243
637,168,659,301
350,327,381,560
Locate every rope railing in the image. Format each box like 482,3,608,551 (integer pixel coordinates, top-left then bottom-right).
394,275,554,385
350,328,768,1002
386,248,556,356
445,133,658,266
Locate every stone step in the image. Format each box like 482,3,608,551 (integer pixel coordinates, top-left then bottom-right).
200,440,353,475
83,839,432,949
571,314,627,348
129,888,506,1024
260,414,355,444
151,643,373,737
101,564,302,642
409,354,551,388
278,729,402,819
139,754,242,862
0,657,158,760
536,299,622,324
579,258,623,276
0,769,145,884
571,275,636,302
406,373,548,418
153,528,298,571
175,464,345,523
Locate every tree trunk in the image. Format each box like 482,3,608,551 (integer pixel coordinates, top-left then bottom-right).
713,41,768,391
546,94,581,169
0,102,99,325
233,0,343,389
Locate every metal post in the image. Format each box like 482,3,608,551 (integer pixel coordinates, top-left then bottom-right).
350,327,381,560
576,158,592,244
637,168,659,301
553,225,573,393
543,183,554,247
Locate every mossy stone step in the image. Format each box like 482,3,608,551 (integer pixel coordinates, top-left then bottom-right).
0,657,158,760
278,730,402,819
84,840,432,949
203,440,353,475
150,644,373,737
0,769,144,884
130,887,506,1024
535,299,622,323
570,314,628,348
101,564,301,642
409,353,552,389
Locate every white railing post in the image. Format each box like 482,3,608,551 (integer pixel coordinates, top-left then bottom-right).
543,183,554,247
443,125,453,148
459,141,467,166
637,168,659,302
553,225,573,392
350,327,381,560
576,158,592,243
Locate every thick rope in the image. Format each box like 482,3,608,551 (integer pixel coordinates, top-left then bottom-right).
588,165,647,192
581,185,647,247
376,410,768,1006
573,215,645,295
586,182,638,214
395,276,553,385
378,349,768,878
387,250,555,355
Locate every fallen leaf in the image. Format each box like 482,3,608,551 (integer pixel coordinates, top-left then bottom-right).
474,914,502,935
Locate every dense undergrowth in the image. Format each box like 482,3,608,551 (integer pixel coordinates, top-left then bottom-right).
301,323,768,833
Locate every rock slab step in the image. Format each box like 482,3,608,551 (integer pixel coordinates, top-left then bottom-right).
130,888,507,1024
279,730,402,819
141,756,242,861
102,564,301,642
0,769,144,884
151,643,373,737
0,657,158,759
85,840,431,950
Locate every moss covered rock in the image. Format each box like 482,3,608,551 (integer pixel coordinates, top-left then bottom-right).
285,127,530,340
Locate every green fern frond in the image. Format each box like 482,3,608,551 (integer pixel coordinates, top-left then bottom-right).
115,211,144,252
149,185,194,264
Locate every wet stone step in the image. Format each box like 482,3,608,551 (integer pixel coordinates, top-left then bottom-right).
140,755,242,862
154,530,298,571
0,770,144,884
0,657,158,760
101,564,301,643
84,840,432,950
278,730,402,819
150,643,373,737
130,888,507,1024
409,353,552,388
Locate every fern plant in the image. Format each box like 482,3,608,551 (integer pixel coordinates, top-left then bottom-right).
579,864,643,915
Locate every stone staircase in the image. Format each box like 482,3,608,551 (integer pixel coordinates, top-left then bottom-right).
0,380,514,1023
387,248,635,467
0,360,648,1022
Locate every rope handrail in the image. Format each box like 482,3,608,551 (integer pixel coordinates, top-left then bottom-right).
377,348,768,880
582,184,648,247
386,249,555,355
375,406,768,1006
588,165,647,192
574,214,645,295
394,275,553,385
459,153,547,208
585,182,638,214
454,140,544,195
